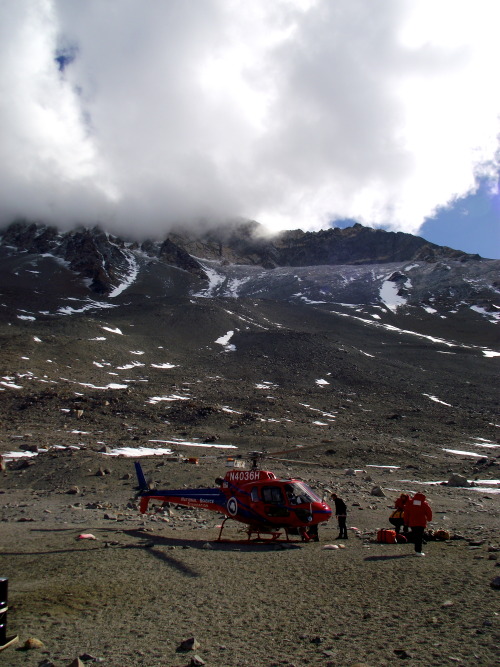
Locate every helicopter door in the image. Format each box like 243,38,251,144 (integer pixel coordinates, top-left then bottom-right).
261,486,289,518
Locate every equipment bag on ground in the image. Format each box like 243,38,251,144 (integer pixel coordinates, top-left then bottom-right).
377,529,397,544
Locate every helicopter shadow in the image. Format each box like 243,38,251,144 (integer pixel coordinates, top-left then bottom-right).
123,528,304,553
29,528,79,532
364,554,411,561
0,546,101,556
120,528,301,579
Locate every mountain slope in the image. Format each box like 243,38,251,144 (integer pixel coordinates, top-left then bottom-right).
1,219,498,355
0,218,498,482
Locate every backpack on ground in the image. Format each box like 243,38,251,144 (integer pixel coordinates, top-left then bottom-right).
377,528,397,544
433,529,450,541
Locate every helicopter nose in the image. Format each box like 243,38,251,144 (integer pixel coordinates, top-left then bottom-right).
316,502,332,520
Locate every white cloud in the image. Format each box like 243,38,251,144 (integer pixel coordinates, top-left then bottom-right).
0,0,498,237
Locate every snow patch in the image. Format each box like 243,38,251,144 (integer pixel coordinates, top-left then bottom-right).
102,326,123,335
215,330,237,351
423,393,452,407
108,250,139,298
58,300,118,315
1,380,23,389
193,264,225,297
148,394,191,404
470,305,500,323
443,449,487,458
380,280,407,312
255,381,279,390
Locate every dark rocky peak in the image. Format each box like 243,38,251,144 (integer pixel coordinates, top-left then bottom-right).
387,271,409,282
57,227,128,293
413,243,480,263
165,219,279,267
162,220,477,268
274,224,472,266
0,218,488,302
0,220,210,293
140,238,159,255
1,221,132,294
0,220,61,254
159,238,207,279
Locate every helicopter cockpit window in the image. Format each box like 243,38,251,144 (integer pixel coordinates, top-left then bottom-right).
250,487,259,502
261,487,284,504
284,482,320,504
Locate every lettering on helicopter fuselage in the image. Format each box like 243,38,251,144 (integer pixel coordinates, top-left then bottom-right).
227,470,265,483
180,498,215,505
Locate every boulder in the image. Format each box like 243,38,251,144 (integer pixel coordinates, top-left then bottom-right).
23,637,44,649
446,473,471,487
178,637,200,652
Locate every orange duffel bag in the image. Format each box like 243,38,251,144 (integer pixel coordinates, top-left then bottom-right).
377,529,397,544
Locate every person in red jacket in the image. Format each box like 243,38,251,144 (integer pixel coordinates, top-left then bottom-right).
404,492,433,556
389,493,410,535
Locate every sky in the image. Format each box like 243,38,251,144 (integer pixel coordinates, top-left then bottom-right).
0,0,499,257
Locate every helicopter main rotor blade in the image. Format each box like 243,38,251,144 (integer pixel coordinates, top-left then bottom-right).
263,442,327,457
266,456,325,467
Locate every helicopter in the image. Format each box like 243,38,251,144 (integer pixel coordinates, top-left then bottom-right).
134,451,332,542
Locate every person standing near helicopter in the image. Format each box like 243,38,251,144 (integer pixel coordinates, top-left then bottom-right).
331,493,348,539
404,492,432,556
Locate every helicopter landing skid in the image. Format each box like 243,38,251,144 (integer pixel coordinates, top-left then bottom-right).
216,518,301,543
246,529,287,542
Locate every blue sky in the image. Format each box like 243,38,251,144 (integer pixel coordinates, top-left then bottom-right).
332,175,500,259
420,177,500,259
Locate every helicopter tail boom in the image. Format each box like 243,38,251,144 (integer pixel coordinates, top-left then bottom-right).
134,461,228,515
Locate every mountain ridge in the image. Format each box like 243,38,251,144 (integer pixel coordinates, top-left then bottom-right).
1,219,498,340
0,218,484,294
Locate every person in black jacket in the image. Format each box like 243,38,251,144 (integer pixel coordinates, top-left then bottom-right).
331,493,348,539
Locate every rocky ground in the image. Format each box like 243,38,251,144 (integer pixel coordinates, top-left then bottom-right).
1,448,499,667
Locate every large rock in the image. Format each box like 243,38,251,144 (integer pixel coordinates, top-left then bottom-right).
23,637,44,649
447,473,472,487
178,636,200,652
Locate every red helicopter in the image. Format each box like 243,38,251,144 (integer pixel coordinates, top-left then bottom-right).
134,451,332,542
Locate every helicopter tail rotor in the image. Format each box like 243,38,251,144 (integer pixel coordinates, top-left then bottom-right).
134,461,150,491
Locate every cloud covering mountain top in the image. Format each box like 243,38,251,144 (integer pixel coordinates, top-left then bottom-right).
1,0,499,238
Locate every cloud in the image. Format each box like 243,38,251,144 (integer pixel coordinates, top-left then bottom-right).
0,0,499,238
